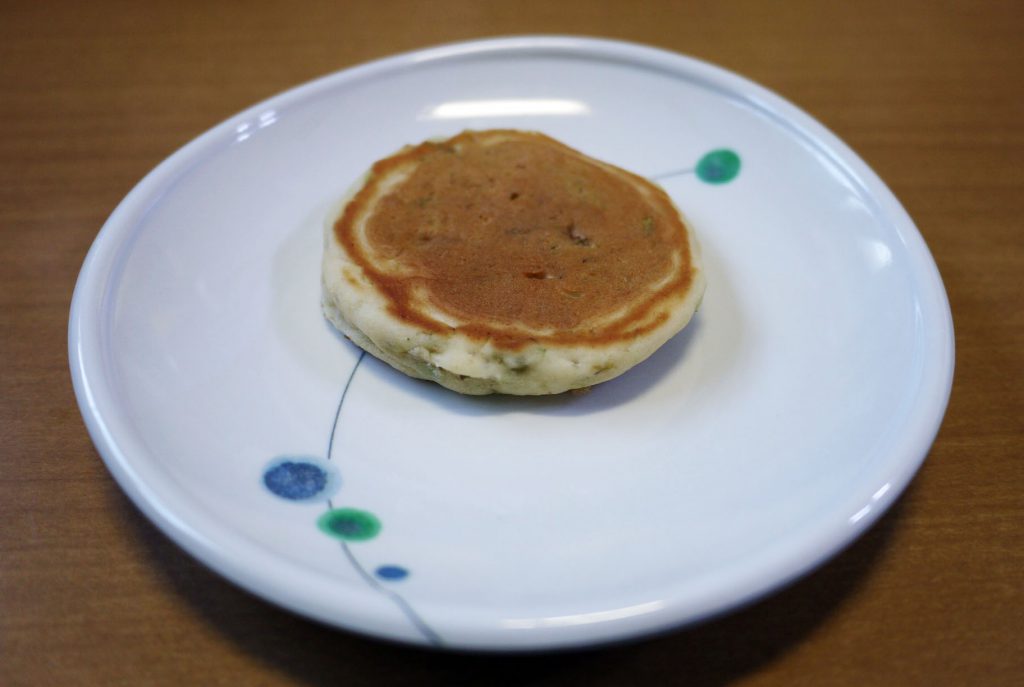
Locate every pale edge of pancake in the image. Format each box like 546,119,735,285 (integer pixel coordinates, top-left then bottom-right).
321,163,706,396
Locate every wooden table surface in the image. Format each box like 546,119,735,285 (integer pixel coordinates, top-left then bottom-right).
2,1,1021,684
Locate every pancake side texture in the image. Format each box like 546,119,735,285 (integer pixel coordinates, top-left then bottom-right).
322,130,705,395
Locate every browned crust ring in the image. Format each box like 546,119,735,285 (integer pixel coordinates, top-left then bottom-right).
333,130,696,351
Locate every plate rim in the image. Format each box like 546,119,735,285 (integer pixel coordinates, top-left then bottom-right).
68,34,955,650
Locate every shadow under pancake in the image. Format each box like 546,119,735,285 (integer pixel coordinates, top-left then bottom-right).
111,463,915,686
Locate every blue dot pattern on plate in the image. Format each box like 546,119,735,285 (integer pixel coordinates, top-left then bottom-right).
375,565,409,581
263,457,339,502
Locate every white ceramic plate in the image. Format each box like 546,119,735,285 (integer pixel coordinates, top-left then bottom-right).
69,36,954,651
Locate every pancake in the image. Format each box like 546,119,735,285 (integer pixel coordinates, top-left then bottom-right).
321,129,705,395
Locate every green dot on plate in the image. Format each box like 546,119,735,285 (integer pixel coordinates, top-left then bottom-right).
696,149,741,184
318,508,381,541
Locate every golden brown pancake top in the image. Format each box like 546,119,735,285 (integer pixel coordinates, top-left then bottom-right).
335,130,695,348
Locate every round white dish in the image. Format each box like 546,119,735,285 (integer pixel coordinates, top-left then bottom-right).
69,36,954,651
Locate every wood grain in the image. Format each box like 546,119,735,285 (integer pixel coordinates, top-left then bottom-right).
2,1,1021,684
